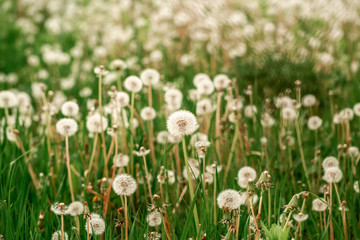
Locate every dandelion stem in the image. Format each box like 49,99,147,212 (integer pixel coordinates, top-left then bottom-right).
268,189,271,226
249,197,261,238
224,121,239,179
98,73,107,161
61,215,64,240
282,211,293,231
182,136,200,233
124,196,129,240
129,92,135,174
142,155,154,205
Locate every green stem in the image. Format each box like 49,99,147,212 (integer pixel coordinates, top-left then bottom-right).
224,122,239,179
182,136,200,233
129,92,135,174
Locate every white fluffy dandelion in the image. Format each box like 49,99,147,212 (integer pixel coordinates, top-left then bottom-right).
67,201,84,216
0,91,18,108
112,174,137,196
323,167,343,183
86,215,106,235
140,107,156,121
312,198,327,212
167,110,198,136
113,153,129,167
86,113,108,133
56,118,78,137
237,166,257,188
213,74,231,90
293,213,309,222
124,75,143,93
140,68,160,86
146,212,162,227
302,94,316,107
116,91,130,107
217,189,244,210
61,101,79,117
51,231,69,240
307,116,322,130
322,156,339,170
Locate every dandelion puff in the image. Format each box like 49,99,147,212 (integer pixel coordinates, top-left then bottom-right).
213,74,231,90
61,101,79,117
50,203,69,215
140,68,160,86
228,98,243,111
182,166,200,180
190,132,208,146
156,131,169,144
164,89,182,108
293,213,309,222
193,73,210,88
261,113,275,128
124,75,143,93
217,189,244,210
112,174,137,196
67,201,84,216
323,167,343,183
196,78,214,95
86,113,108,133
322,156,339,170
354,181,359,193
113,153,129,167
353,103,360,116
312,198,327,212
340,108,354,121
157,170,175,184
140,107,156,121
0,90,18,108
146,212,162,227
116,91,130,107
166,110,198,136
56,118,78,137
196,99,214,116
237,166,257,188
85,215,105,235
167,134,181,144
307,116,322,130
206,164,222,174
244,105,257,118
134,147,151,157
302,94,316,107
282,107,297,120
51,231,69,240
347,146,359,158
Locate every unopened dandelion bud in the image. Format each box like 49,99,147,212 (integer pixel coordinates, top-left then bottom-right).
337,144,342,150
302,192,309,199
37,210,44,232
246,180,255,197
295,80,301,87
284,194,300,213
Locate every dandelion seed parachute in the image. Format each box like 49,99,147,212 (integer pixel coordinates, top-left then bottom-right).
112,174,137,196
237,166,257,188
146,212,162,227
166,110,198,136
68,201,84,216
217,189,244,210
56,118,78,137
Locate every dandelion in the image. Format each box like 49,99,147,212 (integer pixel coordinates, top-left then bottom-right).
182,166,200,180
112,174,137,196
206,164,222,174
307,116,322,130
196,98,214,115
140,107,156,121
61,101,79,117
354,181,359,193
164,88,182,111
168,134,181,144
146,212,162,227
244,105,257,118
282,107,297,120
51,231,69,240
114,153,129,167
261,113,275,128
166,110,198,136
228,98,243,111
237,166,257,188
134,147,151,157
322,156,339,170
50,203,68,215
193,73,211,87
323,167,343,183
293,213,309,222
156,131,169,144
196,77,214,95
217,189,244,210
56,118,78,137
86,214,106,235
0,90,18,109
213,74,231,90
353,103,360,116
312,198,327,211
124,75,143,93
86,113,108,133
140,68,160,86
68,201,84,216
302,94,316,107
116,91,130,107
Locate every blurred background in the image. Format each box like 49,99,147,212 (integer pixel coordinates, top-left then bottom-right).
0,0,359,102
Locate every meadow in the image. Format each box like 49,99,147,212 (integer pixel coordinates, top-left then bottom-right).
1,0,360,239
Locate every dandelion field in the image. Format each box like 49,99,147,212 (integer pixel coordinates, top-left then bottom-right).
1,0,360,239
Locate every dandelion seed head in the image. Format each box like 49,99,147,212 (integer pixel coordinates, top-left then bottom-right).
51,231,69,240
61,101,79,117
353,103,360,116
124,75,143,93
0,91,18,108
307,116,322,130
85,215,105,235
196,78,214,95
50,202,68,215
293,213,309,222
167,110,198,136
146,211,162,227
68,201,84,216
196,98,214,115
113,153,129,167
56,118,78,137
244,105,257,118
112,174,137,196
116,91,130,107
323,167,343,183
302,94,316,107
217,189,244,210
182,165,200,180
282,107,297,120
213,74,231,90
140,68,160,86
86,113,108,133
156,131,169,144
312,198,327,212
322,156,339,170
140,107,156,121
237,166,257,188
